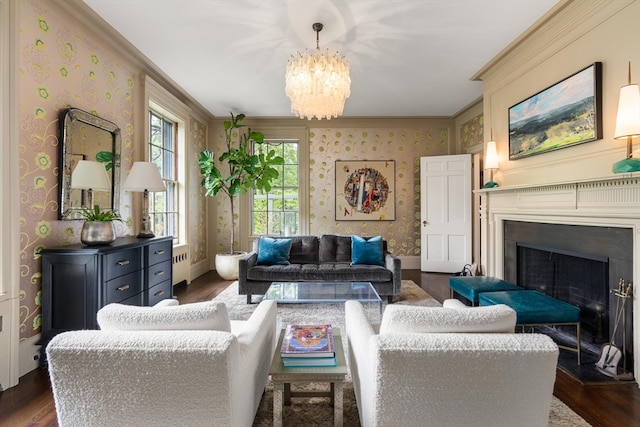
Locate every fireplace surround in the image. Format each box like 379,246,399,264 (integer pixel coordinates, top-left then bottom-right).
480,176,640,386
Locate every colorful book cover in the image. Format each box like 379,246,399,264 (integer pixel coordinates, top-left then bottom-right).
280,324,335,358
282,356,337,367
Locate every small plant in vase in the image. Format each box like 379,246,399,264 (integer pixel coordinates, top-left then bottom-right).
199,112,284,279
79,205,122,246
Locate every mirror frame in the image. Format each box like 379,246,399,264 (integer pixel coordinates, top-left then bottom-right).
58,108,121,220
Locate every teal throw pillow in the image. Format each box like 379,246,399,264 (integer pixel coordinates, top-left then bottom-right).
351,235,385,266
257,237,293,265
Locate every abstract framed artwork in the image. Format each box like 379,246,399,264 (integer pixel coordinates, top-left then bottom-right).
509,62,602,160
335,160,395,221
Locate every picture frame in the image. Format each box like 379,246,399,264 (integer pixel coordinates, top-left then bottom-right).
508,62,602,160
335,160,395,221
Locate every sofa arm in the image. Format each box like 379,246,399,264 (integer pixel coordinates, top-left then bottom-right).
385,252,402,294
232,300,278,420
238,251,258,290
345,301,377,426
234,300,278,356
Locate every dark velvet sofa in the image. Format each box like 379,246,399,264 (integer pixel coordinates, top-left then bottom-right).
238,235,401,303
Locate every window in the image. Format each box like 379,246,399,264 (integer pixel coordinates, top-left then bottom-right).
148,111,178,239
251,140,299,236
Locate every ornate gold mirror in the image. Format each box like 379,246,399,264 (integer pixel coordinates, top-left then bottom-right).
58,108,121,220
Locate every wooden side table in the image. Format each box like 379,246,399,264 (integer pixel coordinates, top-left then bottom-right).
269,328,348,427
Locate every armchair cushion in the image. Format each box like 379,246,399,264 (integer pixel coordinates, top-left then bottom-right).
379,303,516,334
97,299,232,332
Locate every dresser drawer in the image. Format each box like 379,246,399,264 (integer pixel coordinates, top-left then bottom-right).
146,240,172,266
105,271,142,304
147,260,171,288
147,279,172,306
104,248,141,281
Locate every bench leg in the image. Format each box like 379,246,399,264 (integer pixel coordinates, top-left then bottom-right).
246,294,252,304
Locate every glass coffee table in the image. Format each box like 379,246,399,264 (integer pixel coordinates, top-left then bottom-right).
264,281,383,321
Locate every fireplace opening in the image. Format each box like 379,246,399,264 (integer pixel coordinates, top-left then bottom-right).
517,243,609,350
504,221,634,375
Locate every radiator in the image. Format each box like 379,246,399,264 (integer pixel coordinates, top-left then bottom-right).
172,244,189,286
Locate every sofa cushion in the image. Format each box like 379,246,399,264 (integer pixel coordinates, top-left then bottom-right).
319,234,352,263
257,236,293,265
97,300,232,332
379,304,516,334
246,263,393,282
351,235,385,266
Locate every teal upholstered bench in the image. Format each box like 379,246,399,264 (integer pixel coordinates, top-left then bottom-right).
479,290,582,364
449,276,522,306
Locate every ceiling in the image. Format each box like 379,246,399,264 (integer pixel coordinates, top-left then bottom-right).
82,0,559,119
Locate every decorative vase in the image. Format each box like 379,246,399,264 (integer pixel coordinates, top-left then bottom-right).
81,221,116,246
215,252,246,281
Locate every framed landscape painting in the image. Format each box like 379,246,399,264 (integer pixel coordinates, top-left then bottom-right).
335,160,395,221
508,62,602,160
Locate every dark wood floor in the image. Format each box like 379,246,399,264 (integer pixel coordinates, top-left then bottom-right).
1,270,638,426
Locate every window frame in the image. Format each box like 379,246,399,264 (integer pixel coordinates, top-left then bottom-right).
239,126,309,250
143,76,189,246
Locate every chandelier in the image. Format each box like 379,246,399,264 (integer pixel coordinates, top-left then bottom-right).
285,22,351,120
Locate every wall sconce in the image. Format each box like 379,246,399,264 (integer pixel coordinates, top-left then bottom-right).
71,160,111,209
122,161,166,238
612,62,640,173
483,139,499,188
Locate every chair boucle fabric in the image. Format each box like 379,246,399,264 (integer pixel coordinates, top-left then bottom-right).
379,302,516,334
97,299,232,332
47,300,278,427
345,300,559,427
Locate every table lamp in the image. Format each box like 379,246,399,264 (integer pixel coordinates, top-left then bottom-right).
612,62,640,173
70,160,111,209
122,161,166,238
483,139,499,188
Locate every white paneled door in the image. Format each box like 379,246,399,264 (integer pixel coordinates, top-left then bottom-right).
420,154,472,273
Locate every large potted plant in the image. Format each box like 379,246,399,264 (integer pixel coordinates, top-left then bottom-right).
199,113,283,280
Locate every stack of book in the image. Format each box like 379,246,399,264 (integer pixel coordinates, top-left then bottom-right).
280,324,336,367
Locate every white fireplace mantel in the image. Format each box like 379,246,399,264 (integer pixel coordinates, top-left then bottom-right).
478,175,640,386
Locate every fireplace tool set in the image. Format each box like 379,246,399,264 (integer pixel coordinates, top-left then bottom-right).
595,278,634,381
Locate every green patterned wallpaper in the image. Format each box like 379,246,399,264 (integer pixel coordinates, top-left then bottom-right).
460,113,484,151
18,0,136,341
212,124,451,257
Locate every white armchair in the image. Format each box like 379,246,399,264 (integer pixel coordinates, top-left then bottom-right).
345,300,559,427
46,299,277,427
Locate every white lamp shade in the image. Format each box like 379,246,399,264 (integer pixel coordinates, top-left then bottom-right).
484,140,499,170
614,83,640,139
71,160,111,191
122,162,166,192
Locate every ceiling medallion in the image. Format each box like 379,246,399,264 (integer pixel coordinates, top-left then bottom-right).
285,22,351,120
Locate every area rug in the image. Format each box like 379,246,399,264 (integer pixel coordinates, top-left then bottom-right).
214,280,590,426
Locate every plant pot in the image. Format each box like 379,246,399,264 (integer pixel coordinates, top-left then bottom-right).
81,221,116,246
215,252,246,281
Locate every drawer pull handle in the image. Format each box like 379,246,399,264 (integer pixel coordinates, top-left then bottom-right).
117,260,130,266
117,284,130,291
155,250,165,255
155,290,165,297
155,271,165,276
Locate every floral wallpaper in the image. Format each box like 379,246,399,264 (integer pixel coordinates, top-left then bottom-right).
459,113,484,152
212,124,451,257
189,116,207,264
18,0,136,341
308,127,449,256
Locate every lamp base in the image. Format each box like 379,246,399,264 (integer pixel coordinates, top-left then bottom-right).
137,231,156,238
613,158,640,173
483,181,499,188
